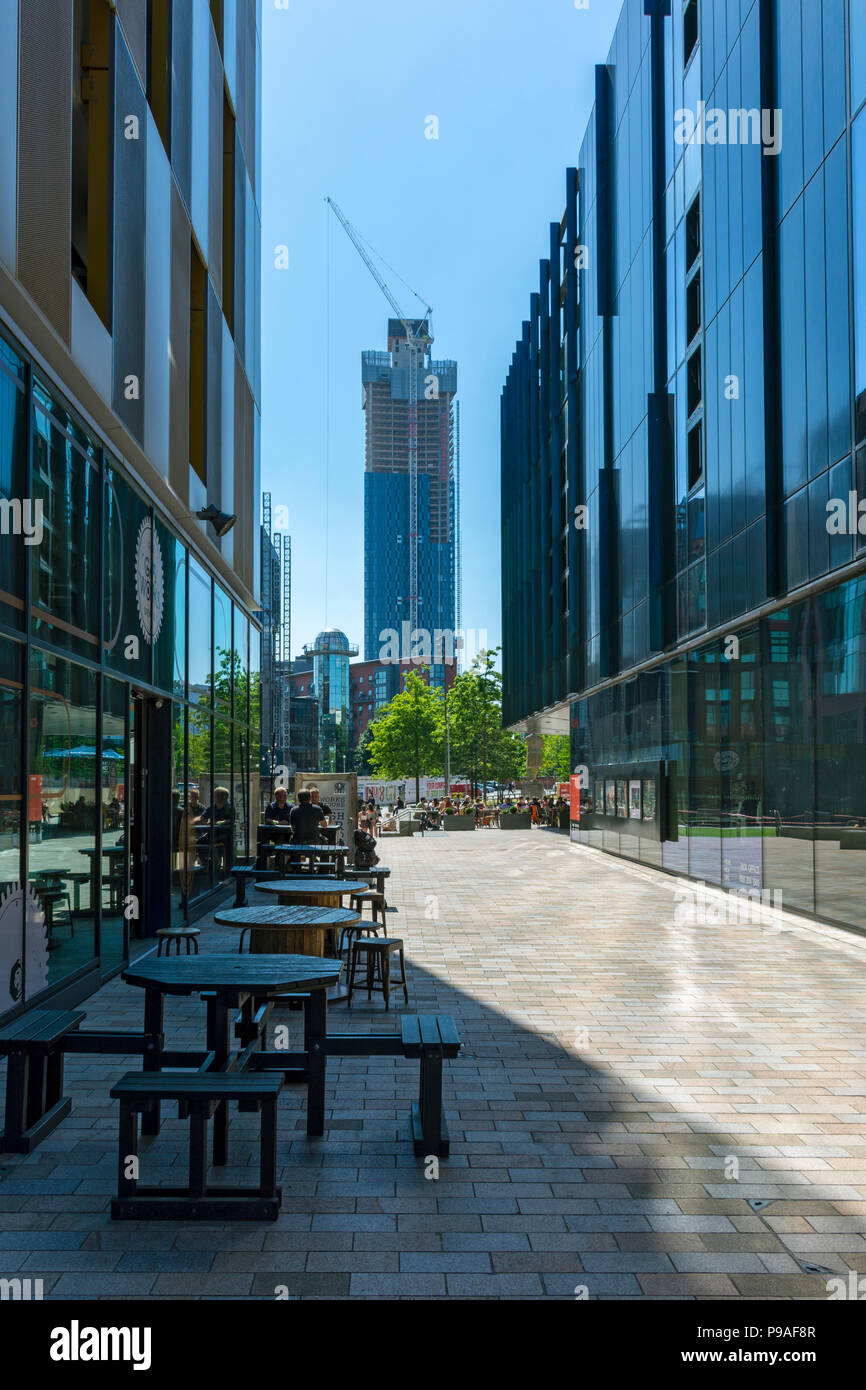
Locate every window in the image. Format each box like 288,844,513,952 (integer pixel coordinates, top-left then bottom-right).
687,344,702,417
31,382,100,658
29,652,99,996
686,274,701,345
683,0,699,71
686,195,700,271
209,0,224,52
72,0,113,326
188,557,212,704
688,418,703,489
146,0,171,152
222,95,235,332
0,341,27,630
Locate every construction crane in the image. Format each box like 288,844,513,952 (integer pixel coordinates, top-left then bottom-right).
325,196,432,639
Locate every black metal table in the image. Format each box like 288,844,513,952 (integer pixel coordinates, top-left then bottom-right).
121,953,343,1160
272,843,349,876
345,864,392,899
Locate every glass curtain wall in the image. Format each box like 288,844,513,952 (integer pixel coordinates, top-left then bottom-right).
573,574,866,934
0,323,261,1023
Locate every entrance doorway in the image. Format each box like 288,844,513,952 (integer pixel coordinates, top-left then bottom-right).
129,694,172,940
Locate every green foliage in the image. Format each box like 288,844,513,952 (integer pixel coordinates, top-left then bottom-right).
539,735,571,781
353,721,377,775
367,669,444,800
447,648,526,795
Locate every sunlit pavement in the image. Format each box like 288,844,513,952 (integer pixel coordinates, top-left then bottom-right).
2,827,865,1300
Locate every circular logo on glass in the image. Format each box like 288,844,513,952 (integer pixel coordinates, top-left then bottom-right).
135,517,164,644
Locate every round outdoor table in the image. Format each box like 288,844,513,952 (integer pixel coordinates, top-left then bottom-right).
122,953,343,1146
254,878,361,910
214,903,360,957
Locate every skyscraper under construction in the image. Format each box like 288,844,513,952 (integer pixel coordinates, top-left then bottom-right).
362,319,458,703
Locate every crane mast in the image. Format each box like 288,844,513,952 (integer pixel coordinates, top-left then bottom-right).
325,197,431,641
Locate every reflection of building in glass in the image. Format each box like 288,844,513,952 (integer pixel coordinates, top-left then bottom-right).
501,0,866,934
289,696,320,773
0,1,261,1023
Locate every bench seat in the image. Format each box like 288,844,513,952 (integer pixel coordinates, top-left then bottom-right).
110,1070,283,1221
401,1014,461,1157
0,1009,85,1153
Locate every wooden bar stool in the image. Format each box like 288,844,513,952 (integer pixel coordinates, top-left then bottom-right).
348,888,386,926
347,937,408,1010
156,927,201,956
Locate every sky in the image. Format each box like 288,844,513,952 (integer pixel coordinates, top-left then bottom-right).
260,0,620,664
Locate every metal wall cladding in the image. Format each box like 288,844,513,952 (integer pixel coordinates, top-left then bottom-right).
208,27,224,306
233,354,254,591
233,126,246,365
169,181,191,500
112,30,147,443
115,0,147,90
171,0,193,214
17,0,72,341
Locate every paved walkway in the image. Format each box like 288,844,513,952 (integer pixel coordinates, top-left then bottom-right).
2,829,865,1299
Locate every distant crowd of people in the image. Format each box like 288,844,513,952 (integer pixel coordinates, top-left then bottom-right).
379,792,572,830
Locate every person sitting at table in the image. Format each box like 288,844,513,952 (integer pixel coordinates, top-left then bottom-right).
177,790,200,901
198,787,235,877
264,786,292,823
308,785,333,831
290,788,326,848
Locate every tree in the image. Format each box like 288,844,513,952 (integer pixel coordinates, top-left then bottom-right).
353,722,377,775
539,735,571,782
367,669,444,800
448,648,526,796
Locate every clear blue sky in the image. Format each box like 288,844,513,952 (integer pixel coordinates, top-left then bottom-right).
260,0,618,660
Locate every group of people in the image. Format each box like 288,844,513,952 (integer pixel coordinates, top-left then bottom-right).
407,792,570,829
355,795,406,839
263,785,333,842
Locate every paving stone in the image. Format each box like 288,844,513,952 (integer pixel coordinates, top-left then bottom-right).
2,830,864,1300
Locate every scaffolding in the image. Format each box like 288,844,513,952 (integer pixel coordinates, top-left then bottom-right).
454,399,462,670
260,493,291,771
280,534,291,758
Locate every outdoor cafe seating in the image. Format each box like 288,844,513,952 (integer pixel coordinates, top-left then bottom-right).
0,848,461,1221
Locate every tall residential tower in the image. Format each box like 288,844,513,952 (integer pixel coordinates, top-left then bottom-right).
363,320,458,696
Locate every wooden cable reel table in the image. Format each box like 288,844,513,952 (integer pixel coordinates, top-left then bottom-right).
254,878,360,910
214,903,361,957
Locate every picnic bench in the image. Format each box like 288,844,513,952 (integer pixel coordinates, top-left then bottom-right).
229,862,282,906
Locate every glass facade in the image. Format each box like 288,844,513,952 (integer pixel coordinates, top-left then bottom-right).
0,325,261,1022
573,572,866,930
501,0,866,933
